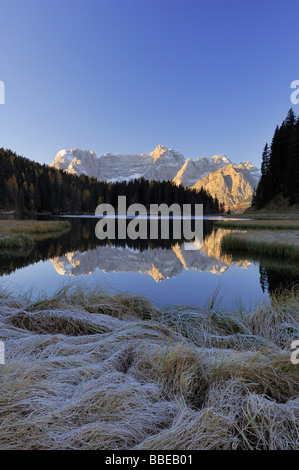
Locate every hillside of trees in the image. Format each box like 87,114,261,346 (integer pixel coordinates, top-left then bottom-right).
0,148,221,215
252,109,299,209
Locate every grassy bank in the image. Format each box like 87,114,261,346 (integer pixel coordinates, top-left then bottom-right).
245,213,299,220
215,219,299,230
221,230,299,261
0,285,298,450
0,220,71,250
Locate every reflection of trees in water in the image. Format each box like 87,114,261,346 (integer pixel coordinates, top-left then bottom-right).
218,240,298,295
259,264,299,295
0,218,214,276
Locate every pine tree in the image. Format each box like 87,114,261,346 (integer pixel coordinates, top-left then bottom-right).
252,109,299,209
254,144,271,208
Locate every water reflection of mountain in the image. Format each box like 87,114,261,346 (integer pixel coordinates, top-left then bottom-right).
0,217,297,295
51,228,251,282
0,217,216,276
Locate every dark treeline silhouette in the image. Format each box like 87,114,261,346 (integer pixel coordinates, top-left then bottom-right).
0,148,220,215
252,109,299,209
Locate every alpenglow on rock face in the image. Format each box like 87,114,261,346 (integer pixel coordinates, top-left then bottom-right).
52,149,101,179
172,154,232,187
190,163,260,208
51,146,260,208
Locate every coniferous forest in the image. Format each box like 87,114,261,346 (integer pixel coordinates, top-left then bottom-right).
0,148,221,215
252,109,299,209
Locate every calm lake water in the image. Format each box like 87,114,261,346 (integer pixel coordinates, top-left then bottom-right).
0,216,297,309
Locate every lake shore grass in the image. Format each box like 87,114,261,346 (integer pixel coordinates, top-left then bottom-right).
227,212,299,220
215,219,299,230
0,285,298,450
0,220,71,250
220,229,299,261
218,211,299,261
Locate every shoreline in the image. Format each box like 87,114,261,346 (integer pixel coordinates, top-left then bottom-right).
215,219,299,230
221,230,299,261
0,220,71,251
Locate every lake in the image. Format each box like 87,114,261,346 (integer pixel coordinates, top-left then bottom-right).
0,216,296,309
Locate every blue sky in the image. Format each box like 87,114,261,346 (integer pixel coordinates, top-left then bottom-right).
0,0,298,167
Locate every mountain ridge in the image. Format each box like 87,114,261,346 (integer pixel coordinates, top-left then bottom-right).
51,146,260,208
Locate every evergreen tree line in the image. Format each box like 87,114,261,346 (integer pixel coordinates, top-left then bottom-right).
0,148,221,215
252,109,299,209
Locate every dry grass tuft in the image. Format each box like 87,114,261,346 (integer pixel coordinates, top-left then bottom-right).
0,285,298,450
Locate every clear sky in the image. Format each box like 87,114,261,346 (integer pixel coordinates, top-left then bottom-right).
0,0,299,167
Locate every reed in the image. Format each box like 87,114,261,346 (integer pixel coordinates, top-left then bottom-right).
0,220,70,252
221,233,299,260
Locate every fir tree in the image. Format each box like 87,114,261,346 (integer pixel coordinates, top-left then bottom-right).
252,109,299,209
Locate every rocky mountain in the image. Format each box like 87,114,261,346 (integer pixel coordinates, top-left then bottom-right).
52,149,101,178
143,146,185,182
51,145,185,183
172,154,231,187
190,162,260,207
51,146,260,208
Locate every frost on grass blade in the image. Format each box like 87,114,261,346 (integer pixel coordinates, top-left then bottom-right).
0,341,4,364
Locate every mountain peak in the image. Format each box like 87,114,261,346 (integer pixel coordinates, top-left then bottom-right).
212,154,231,165
151,145,171,162
155,144,168,151
51,149,100,177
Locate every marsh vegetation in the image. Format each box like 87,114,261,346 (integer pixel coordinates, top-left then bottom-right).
0,285,298,450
